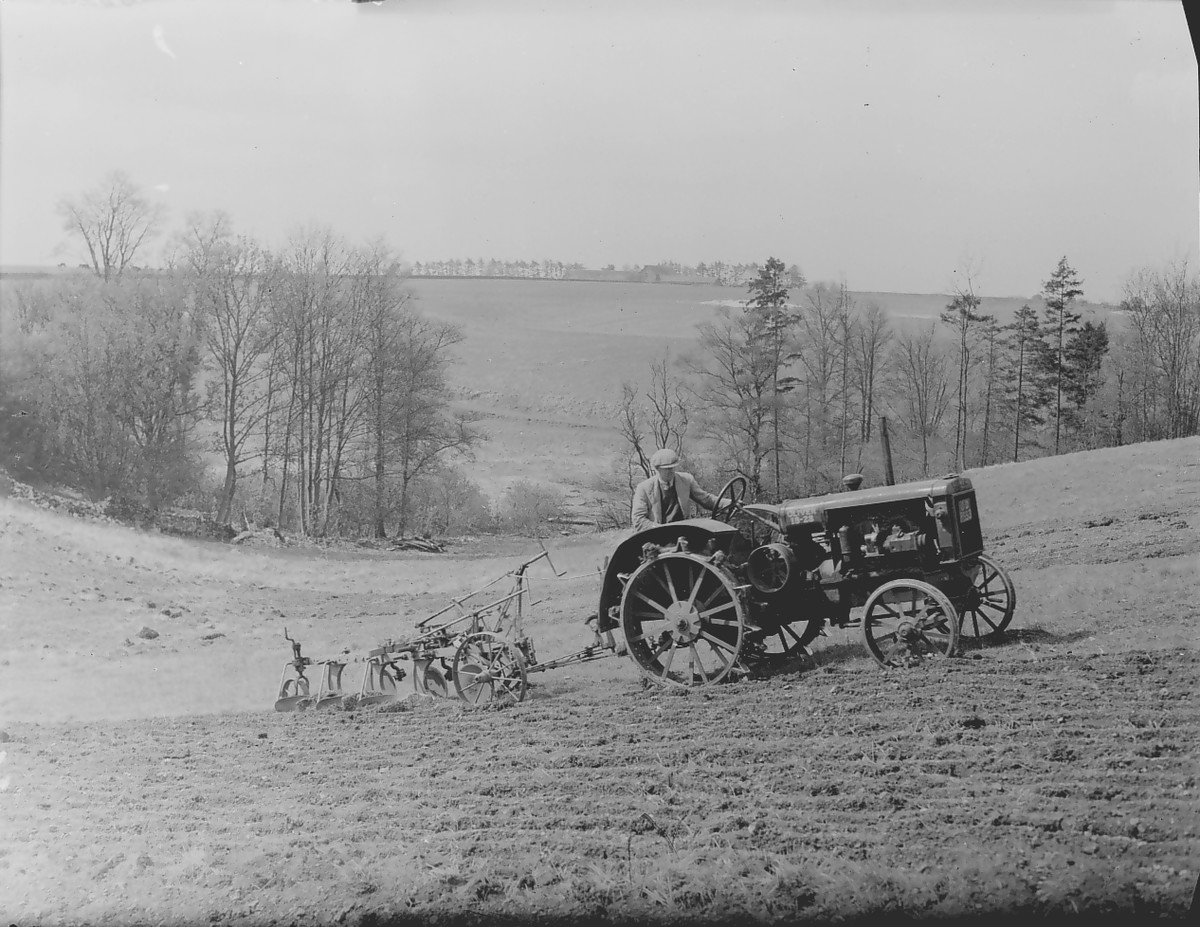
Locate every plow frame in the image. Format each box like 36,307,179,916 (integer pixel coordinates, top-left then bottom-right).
275,544,615,711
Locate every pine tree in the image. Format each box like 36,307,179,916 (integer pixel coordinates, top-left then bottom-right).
745,256,798,499
1002,304,1048,462
1036,256,1084,454
1063,319,1109,447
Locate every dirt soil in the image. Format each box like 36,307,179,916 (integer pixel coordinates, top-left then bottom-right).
1,443,1199,925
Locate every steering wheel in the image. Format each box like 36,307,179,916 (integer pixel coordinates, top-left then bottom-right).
711,476,748,521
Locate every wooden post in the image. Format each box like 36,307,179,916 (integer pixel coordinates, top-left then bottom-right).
879,415,896,486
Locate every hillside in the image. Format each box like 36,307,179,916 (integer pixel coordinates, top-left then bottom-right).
1,435,1194,726
0,437,1197,924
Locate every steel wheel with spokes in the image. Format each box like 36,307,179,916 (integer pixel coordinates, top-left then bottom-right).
619,552,746,688
958,554,1016,640
861,579,959,667
451,632,528,707
755,618,823,664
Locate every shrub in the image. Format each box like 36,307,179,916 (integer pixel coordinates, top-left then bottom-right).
411,469,493,537
496,480,565,535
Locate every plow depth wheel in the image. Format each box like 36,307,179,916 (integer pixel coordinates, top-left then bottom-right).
619,552,746,688
958,554,1016,640
452,632,528,707
861,579,959,667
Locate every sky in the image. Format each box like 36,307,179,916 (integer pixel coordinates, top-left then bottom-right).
0,0,1196,302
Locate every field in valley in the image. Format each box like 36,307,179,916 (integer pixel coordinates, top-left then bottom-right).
0,436,1197,924
402,279,1116,502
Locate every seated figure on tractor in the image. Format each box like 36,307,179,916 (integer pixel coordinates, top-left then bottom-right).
630,448,719,532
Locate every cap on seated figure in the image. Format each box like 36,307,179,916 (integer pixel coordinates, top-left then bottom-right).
842,473,864,491
650,448,680,469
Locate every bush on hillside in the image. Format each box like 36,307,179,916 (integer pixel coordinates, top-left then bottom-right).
496,480,565,536
409,469,493,537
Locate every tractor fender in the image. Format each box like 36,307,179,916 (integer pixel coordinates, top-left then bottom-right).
596,518,741,625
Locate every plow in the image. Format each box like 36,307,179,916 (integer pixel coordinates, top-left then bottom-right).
274,546,618,711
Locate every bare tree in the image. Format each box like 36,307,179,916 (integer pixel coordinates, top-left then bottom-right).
687,307,777,498
30,275,202,506
1119,261,1200,439
888,323,951,476
790,282,846,491
616,352,691,484
269,227,364,535
381,308,481,536
852,300,891,444
57,171,164,281
939,260,993,472
179,214,278,524
975,315,1003,467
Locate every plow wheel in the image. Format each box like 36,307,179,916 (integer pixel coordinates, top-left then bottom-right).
861,579,959,668
452,632,528,707
619,552,746,688
958,554,1016,641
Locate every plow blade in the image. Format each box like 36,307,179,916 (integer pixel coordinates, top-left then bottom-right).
274,660,348,712
413,659,450,698
358,656,406,707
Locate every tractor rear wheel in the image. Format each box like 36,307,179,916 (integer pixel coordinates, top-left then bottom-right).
619,552,746,688
957,554,1016,640
861,579,959,667
452,632,528,707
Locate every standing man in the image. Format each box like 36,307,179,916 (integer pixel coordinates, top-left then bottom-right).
631,448,719,531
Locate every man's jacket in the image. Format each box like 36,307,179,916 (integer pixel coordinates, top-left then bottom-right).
631,472,718,531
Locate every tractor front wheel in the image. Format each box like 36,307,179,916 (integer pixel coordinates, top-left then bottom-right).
957,554,1016,641
861,579,959,667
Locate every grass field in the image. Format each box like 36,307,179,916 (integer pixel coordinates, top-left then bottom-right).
0,436,1197,924
402,278,1117,500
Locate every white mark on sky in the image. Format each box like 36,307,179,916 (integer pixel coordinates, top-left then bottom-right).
152,25,176,60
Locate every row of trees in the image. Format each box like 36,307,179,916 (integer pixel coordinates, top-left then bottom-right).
616,255,1199,503
410,257,805,288
412,258,579,279
2,174,491,536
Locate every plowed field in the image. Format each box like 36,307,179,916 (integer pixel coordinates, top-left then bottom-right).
1,438,1199,925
